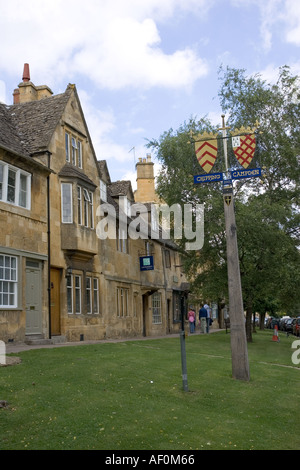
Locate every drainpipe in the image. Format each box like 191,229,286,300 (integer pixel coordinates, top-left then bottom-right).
46,151,52,339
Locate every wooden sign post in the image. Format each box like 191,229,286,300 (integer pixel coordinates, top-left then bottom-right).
221,115,250,381
223,184,250,381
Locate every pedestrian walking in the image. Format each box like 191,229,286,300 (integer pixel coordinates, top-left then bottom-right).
204,303,211,333
188,308,196,333
199,304,207,333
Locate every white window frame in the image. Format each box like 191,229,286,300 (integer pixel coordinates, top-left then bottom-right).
0,255,18,308
71,137,77,165
82,188,94,228
61,183,73,224
117,228,128,253
90,191,94,229
86,276,92,314
77,141,82,169
77,186,82,225
65,131,83,168
66,274,73,314
0,161,31,210
152,292,162,324
93,278,99,314
65,132,70,162
117,287,129,317
75,275,81,314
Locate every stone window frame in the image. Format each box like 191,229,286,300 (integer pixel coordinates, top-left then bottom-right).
67,273,100,315
65,131,83,169
116,287,129,317
0,161,31,210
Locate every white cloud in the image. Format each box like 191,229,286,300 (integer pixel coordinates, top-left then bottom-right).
282,0,300,45
0,81,6,103
0,0,211,91
121,170,137,191
79,88,149,166
230,0,295,52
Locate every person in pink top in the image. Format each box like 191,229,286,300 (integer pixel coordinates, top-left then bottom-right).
188,308,196,333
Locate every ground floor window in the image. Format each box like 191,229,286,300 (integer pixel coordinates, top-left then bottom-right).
152,292,162,324
117,287,129,317
0,254,17,308
67,274,73,313
86,277,99,314
67,273,99,315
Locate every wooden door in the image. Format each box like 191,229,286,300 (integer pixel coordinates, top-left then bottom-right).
50,268,61,336
25,262,42,335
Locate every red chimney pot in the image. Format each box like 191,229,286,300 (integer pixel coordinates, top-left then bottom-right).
22,63,30,82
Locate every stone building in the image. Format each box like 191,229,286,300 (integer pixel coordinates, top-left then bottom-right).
0,89,51,342
0,65,189,345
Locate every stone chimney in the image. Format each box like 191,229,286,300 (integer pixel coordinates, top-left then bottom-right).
134,154,159,203
13,63,53,104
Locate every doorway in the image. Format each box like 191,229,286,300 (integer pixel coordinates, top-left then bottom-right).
25,261,42,335
50,268,61,336
167,299,171,334
142,293,148,337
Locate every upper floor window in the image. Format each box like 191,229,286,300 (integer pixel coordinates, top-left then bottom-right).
65,132,83,169
77,186,94,228
0,161,31,210
100,180,107,202
117,227,128,253
63,183,94,228
61,183,73,224
165,250,171,268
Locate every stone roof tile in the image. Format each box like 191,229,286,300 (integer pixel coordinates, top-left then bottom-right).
7,87,72,155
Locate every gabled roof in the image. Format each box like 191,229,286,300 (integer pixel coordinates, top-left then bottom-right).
1,83,101,180
98,160,111,184
109,180,135,202
7,87,72,156
0,103,28,157
59,163,97,188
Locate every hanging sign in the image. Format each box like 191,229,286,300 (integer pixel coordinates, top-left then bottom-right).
194,132,218,173
194,172,223,184
140,256,154,271
231,168,261,180
231,126,257,169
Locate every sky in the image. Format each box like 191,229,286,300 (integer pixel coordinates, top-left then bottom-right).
1,0,300,189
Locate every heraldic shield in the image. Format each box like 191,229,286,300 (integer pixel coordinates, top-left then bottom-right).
194,132,218,173
232,131,256,169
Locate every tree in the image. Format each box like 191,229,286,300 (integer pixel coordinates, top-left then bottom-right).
148,118,228,306
219,65,300,339
148,66,300,342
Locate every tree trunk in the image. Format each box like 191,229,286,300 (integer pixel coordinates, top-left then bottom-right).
252,311,257,334
259,312,266,330
246,305,252,342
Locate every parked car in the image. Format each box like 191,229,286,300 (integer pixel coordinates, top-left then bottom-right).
293,318,300,337
265,317,273,329
285,318,295,333
280,317,291,331
271,318,280,329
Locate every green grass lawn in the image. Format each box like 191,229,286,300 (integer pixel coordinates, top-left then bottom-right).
0,330,299,450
